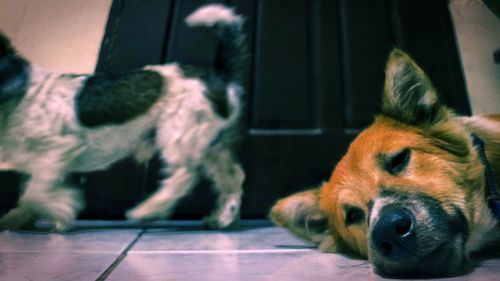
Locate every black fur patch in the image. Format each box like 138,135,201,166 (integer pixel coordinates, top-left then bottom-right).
212,22,247,83
0,33,29,105
76,70,164,127
180,64,229,118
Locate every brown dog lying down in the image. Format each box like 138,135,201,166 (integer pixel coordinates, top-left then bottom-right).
271,49,500,277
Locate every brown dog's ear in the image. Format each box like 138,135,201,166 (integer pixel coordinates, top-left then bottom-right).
382,49,448,126
270,187,335,251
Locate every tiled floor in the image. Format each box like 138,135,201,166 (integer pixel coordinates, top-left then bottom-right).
0,221,499,281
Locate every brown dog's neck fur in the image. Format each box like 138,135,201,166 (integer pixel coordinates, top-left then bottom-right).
462,115,500,194
485,138,500,196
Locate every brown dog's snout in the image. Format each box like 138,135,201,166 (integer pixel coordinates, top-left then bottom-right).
371,206,416,260
369,195,469,277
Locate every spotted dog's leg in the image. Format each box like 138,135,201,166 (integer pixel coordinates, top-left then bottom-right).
126,164,200,221
0,180,83,231
0,138,84,231
0,201,37,230
202,146,244,229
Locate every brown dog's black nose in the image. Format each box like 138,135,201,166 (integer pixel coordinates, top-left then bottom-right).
371,207,416,259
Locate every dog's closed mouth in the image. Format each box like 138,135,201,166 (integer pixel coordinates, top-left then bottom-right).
373,242,467,278
369,191,469,277
371,231,468,278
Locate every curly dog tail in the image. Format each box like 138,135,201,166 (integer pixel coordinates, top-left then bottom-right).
186,4,247,84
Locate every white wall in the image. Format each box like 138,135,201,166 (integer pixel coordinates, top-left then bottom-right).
0,0,112,73
449,0,500,115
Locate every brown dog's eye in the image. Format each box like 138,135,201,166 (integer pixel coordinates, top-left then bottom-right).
386,148,411,175
345,206,365,226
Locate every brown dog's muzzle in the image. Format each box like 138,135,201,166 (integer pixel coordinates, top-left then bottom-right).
368,190,469,277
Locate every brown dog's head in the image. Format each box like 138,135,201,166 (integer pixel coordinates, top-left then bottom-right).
271,50,497,277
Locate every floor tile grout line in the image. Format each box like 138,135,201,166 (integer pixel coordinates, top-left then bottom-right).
0,250,128,254
95,229,146,281
128,249,314,254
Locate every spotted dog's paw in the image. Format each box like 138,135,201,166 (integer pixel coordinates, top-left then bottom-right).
204,195,240,229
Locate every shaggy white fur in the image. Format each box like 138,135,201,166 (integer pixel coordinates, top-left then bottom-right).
0,4,246,230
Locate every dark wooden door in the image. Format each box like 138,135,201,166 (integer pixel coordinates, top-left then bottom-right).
0,0,470,219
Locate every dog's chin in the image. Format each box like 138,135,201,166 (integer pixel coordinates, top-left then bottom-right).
370,236,466,278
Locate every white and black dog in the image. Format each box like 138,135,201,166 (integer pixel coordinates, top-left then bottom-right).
0,4,246,231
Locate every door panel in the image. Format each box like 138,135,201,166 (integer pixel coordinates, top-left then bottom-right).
340,0,394,130
251,0,313,129
96,0,173,75
242,0,350,216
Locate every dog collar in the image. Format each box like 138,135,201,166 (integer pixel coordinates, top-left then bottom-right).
471,134,500,219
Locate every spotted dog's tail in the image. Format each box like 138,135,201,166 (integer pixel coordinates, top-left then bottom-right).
0,32,30,105
185,4,246,124
186,4,246,83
